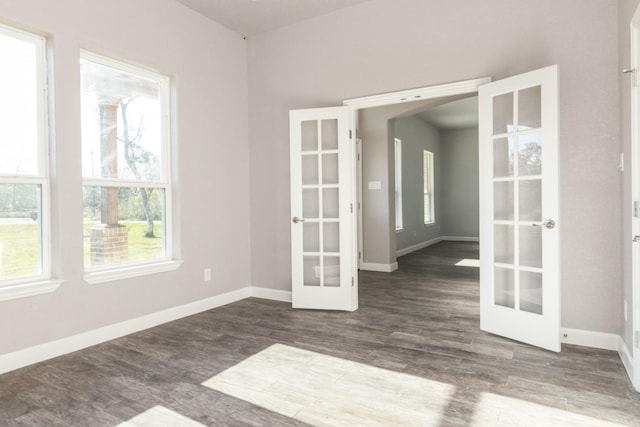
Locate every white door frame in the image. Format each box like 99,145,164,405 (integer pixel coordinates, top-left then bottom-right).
343,77,491,266
629,4,640,392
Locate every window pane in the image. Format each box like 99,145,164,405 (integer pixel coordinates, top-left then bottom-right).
0,32,39,175
83,186,166,267
0,184,42,280
423,151,434,223
81,58,163,181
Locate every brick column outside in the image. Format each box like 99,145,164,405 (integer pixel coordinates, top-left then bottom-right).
90,224,128,265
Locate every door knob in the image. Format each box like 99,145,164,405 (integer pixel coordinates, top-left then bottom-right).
633,235,640,243
533,219,556,229
292,217,305,224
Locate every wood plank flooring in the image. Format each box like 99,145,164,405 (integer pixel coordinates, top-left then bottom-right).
1,241,639,426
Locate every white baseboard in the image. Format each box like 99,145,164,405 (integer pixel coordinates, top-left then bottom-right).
561,328,620,351
396,237,442,257
396,236,479,257
360,262,398,272
251,286,292,303
440,236,480,242
0,287,252,375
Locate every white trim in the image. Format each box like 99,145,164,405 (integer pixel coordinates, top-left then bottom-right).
440,236,480,242
343,77,491,109
83,260,183,284
360,262,398,272
396,237,443,257
630,2,640,393
251,286,292,303
620,337,636,391
396,236,480,257
0,286,252,375
560,328,620,351
0,279,63,302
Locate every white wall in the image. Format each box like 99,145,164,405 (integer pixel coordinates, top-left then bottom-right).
0,0,250,356
248,0,622,335
440,127,479,238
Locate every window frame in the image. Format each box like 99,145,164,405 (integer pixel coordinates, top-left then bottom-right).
79,50,180,284
423,150,435,225
0,23,62,300
394,138,403,231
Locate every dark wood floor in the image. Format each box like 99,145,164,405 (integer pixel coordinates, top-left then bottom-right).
1,241,639,426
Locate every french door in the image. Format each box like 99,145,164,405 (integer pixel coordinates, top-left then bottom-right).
289,106,357,311
289,69,560,353
479,65,560,352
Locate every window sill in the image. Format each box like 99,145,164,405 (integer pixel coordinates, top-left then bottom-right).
396,228,404,233
84,260,183,285
0,279,64,302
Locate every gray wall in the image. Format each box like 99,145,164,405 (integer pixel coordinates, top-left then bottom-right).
0,0,250,356
619,0,640,353
394,116,442,251
440,127,479,238
248,0,621,335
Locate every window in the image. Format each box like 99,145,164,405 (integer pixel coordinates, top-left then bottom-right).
395,138,403,230
0,24,59,298
424,150,434,224
80,52,177,282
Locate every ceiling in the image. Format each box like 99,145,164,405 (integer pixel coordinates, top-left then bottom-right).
175,0,373,36
416,97,478,130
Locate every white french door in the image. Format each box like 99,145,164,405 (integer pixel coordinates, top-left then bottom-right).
290,106,357,311
479,65,561,352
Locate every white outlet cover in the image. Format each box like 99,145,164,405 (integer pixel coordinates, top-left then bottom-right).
368,181,382,190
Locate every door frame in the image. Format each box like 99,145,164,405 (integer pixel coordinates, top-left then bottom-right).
343,77,491,267
629,3,640,392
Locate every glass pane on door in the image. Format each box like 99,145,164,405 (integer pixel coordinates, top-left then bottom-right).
303,256,321,287
520,271,543,314
494,267,515,308
493,93,514,134
301,121,318,151
518,85,541,129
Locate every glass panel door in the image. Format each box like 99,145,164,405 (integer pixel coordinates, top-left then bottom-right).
479,65,560,352
290,107,356,311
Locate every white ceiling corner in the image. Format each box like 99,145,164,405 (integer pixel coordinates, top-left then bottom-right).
175,0,373,37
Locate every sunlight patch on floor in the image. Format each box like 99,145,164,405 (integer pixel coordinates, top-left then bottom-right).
203,343,629,427
472,392,626,427
203,343,455,426
455,258,481,267
117,406,206,427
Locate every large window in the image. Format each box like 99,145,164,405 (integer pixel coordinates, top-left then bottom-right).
423,150,434,224
80,52,173,277
0,24,51,290
395,138,403,230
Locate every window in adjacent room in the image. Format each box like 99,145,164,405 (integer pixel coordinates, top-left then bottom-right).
395,138,403,230
0,24,53,292
424,150,434,224
80,51,176,280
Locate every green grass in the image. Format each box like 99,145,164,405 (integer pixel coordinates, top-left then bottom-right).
0,222,39,279
0,221,164,279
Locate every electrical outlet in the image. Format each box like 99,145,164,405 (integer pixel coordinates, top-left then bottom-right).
204,268,212,282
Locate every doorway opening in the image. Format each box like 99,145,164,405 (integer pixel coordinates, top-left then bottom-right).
355,95,480,275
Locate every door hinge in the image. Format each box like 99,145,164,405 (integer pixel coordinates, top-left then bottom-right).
349,129,353,139
358,251,362,259
350,203,353,213
351,277,354,287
